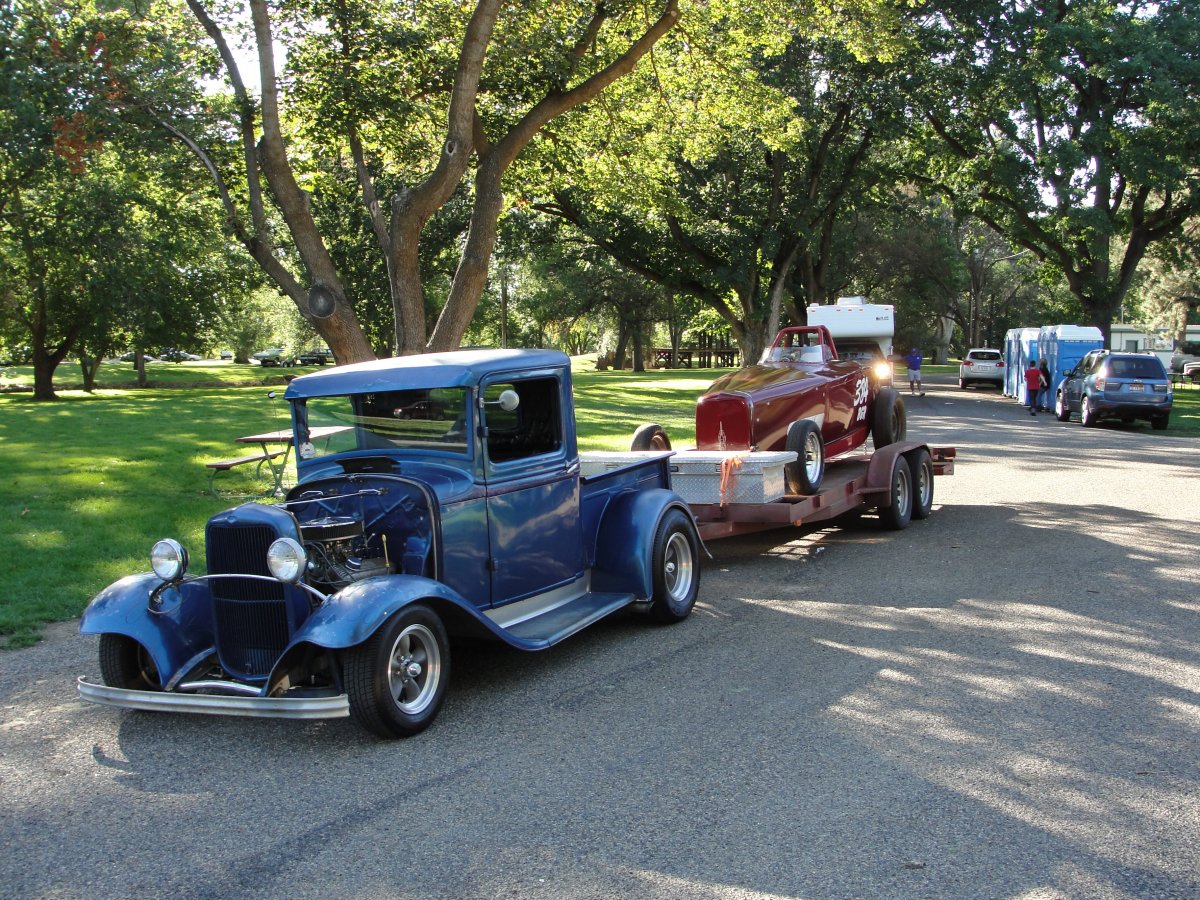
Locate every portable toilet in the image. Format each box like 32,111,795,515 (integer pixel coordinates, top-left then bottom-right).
1005,328,1041,402
1038,325,1103,404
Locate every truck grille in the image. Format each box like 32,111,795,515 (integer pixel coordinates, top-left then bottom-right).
206,512,305,682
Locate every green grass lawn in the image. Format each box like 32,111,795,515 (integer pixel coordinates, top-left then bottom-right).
0,358,323,391
0,358,1195,648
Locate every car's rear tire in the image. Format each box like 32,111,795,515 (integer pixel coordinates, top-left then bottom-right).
784,420,825,495
878,456,913,531
344,604,449,738
648,509,700,623
631,423,672,451
959,378,967,390
99,634,160,691
871,388,907,449
1055,392,1071,421
910,449,935,520
1151,414,1169,431
1080,396,1098,427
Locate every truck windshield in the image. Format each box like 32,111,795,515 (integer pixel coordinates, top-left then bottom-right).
298,388,471,458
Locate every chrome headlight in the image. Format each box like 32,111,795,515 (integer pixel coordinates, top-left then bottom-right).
267,537,308,583
150,539,188,582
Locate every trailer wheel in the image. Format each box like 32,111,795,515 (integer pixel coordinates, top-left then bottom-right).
871,388,907,449
648,509,699,623
99,634,160,691
878,456,913,531
631,423,672,451
344,604,449,738
784,420,825,495
910,450,935,520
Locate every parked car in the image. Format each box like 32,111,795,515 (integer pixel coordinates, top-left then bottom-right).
394,398,446,420
159,348,201,363
295,347,333,365
1055,350,1172,429
958,348,1005,389
1182,360,1200,384
252,347,291,367
630,326,905,496
120,351,158,363
1168,342,1200,374
219,350,233,360
77,349,700,737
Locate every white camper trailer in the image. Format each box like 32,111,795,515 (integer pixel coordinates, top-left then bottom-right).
806,296,895,384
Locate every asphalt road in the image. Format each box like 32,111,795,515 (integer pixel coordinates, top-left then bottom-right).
2,377,1198,899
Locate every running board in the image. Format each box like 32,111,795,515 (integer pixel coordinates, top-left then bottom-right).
497,591,637,649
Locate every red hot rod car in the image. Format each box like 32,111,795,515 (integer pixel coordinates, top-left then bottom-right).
634,326,906,497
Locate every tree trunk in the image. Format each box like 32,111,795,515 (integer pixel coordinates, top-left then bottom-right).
631,324,645,373
79,355,100,392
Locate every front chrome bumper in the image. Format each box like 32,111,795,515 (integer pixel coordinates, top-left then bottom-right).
77,677,349,719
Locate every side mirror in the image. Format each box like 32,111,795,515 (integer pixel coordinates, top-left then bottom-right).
497,389,519,412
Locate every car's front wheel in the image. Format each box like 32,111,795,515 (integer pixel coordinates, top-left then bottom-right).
871,388,907,449
1055,392,1071,421
99,634,160,691
785,420,825,495
630,423,672,451
344,604,449,738
647,509,700,623
1080,396,1098,427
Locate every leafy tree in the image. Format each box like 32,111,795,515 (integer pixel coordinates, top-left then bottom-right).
913,0,1200,339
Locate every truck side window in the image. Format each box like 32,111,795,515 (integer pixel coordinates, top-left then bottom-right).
484,377,562,462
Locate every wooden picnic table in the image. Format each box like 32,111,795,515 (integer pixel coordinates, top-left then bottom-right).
219,425,349,496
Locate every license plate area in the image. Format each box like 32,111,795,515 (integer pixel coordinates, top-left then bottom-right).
1128,383,1144,392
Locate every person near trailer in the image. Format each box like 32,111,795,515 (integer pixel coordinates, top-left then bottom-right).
904,347,924,396
1025,359,1046,415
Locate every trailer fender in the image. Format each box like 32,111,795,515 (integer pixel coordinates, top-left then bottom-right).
592,489,699,596
79,574,216,689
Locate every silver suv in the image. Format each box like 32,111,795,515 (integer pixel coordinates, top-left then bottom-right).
959,348,1005,389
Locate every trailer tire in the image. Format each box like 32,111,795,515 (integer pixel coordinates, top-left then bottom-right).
871,388,907,449
648,509,699,623
784,420,825,495
910,449,935,520
878,456,913,531
631,423,672,451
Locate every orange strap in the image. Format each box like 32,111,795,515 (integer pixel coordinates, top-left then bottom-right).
719,455,744,506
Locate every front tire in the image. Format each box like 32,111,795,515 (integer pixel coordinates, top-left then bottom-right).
1055,392,1071,421
910,449,935,520
344,604,449,738
878,456,913,531
871,388,907,449
648,509,700,623
631,423,672,451
784,420,825,495
99,634,160,691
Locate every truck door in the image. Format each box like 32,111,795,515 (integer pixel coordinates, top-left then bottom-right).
481,373,584,605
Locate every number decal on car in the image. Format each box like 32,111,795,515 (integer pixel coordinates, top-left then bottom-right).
853,376,869,422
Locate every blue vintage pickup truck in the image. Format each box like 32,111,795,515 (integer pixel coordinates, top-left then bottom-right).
78,349,701,737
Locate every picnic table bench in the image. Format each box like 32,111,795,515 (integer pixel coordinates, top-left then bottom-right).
205,449,289,496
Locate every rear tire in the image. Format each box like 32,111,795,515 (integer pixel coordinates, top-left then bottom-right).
1080,396,1098,427
1151,414,1169,431
871,388,907,449
959,378,968,390
878,456,913,531
648,509,699,623
631,423,672,451
344,604,449,738
1055,392,1070,421
784,420,825,495
910,450,935,520
99,634,160,691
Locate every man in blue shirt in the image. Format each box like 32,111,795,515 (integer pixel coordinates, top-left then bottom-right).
904,347,924,396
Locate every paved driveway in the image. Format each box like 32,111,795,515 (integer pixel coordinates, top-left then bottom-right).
2,378,1198,899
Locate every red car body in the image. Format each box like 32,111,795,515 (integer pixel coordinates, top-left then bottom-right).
696,326,881,459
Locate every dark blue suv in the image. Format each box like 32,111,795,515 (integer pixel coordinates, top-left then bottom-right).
1055,350,1172,429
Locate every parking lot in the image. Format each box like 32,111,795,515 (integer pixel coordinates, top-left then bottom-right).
1,376,1198,899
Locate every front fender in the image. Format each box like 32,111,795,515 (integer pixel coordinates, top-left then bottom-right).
286,575,499,651
592,488,696,596
79,573,215,689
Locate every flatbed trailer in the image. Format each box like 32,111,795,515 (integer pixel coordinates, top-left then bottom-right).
688,441,955,541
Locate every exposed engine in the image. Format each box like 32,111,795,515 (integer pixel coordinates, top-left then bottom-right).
297,514,391,591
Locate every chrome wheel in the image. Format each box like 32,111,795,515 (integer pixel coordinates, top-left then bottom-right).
662,531,695,605
386,623,442,716
803,429,824,484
